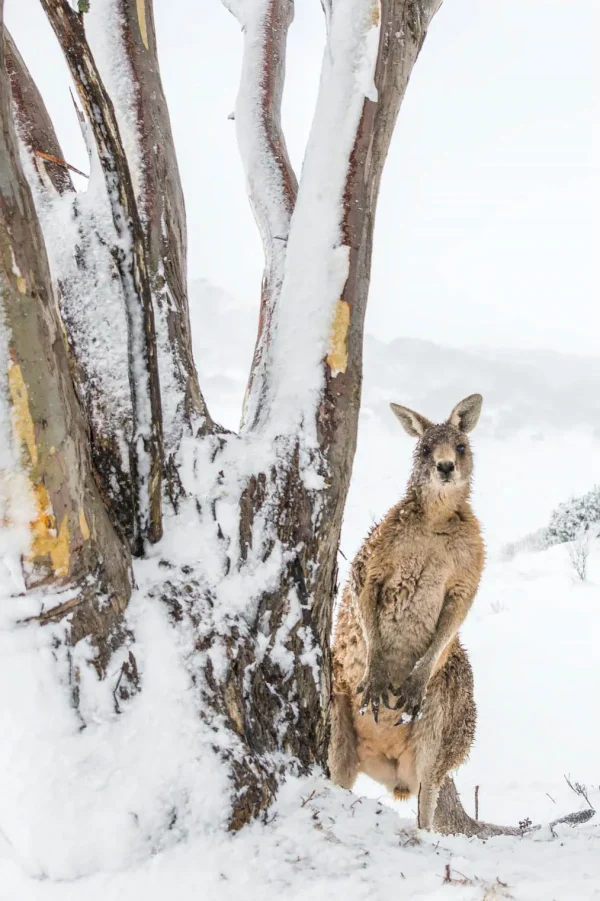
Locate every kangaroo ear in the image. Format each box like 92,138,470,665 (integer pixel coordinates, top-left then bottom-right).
390,403,433,438
447,394,483,433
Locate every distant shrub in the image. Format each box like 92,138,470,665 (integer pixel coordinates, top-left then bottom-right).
501,485,600,560
545,485,600,546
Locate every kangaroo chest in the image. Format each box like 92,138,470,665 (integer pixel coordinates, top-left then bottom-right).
376,535,458,674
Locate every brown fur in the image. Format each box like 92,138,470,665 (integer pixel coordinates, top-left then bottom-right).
329,395,484,830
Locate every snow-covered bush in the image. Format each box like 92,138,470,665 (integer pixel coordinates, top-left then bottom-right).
567,526,594,581
545,486,600,546
501,486,600,560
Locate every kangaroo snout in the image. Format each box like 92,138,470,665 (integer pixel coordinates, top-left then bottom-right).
436,460,455,476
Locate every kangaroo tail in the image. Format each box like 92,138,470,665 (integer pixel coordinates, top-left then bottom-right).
328,692,359,790
434,777,596,838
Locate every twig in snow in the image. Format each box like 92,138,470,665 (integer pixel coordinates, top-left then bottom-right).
564,774,594,809
475,784,479,820
301,789,318,807
443,864,474,886
349,797,362,817
546,792,556,804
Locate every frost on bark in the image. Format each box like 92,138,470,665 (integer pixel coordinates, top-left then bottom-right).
6,25,138,547
0,3,131,670
98,0,213,460
230,0,298,430
41,0,164,555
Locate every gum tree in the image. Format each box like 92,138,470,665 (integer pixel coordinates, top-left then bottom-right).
0,0,481,833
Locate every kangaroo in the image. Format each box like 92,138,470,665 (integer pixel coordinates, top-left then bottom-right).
329,394,484,831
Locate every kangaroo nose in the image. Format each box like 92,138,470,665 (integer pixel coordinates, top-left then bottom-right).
437,460,455,475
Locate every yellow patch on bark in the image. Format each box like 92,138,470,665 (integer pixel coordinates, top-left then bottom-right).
8,363,38,467
79,508,90,541
29,483,70,578
16,276,26,295
6,364,72,578
326,300,350,376
370,0,380,26
136,0,149,49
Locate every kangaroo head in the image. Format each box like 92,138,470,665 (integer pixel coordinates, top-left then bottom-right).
390,394,483,497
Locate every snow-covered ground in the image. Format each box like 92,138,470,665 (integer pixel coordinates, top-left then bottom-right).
1,286,600,899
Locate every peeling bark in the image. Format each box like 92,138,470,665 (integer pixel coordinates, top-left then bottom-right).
41,0,163,554
0,3,131,669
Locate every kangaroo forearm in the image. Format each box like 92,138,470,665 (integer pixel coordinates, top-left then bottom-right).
357,584,383,666
415,594,468,680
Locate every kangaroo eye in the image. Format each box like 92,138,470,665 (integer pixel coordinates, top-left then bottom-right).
456,444,466,454
422,445,431,457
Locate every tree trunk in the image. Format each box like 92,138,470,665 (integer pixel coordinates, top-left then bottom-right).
6,26,143,546
0,1,131,674
198,0,444,829
41,0,164,555
86,0,214,465
4,0,479,841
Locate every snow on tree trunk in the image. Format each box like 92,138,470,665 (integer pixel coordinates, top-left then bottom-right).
229,0,298,431
41,0,164,556
6,24,140,544
84,0,215,496
0,4,131,674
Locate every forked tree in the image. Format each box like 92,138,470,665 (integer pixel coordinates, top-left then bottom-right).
0,0,479,832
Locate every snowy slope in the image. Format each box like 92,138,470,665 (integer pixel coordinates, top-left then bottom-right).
1,282,600,899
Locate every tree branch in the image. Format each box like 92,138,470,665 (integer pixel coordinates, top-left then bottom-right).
225,0,298,430
41,0,163,554
0,3,132,663
4,28,75,195
95,0,216,452
6,31,148,543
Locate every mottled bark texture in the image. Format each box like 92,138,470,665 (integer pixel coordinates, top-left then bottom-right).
6,26,139,547
0,1,131,669
108,0,213,462
41,0,163,555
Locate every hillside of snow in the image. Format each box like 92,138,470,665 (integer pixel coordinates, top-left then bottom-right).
1,281,599,900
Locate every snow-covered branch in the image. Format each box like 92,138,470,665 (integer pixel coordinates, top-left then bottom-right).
225,0,298,431
255,0,382,437
85,0,217,463
41,0,164,554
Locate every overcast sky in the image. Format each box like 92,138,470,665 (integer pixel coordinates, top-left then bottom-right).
7,0,600,354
